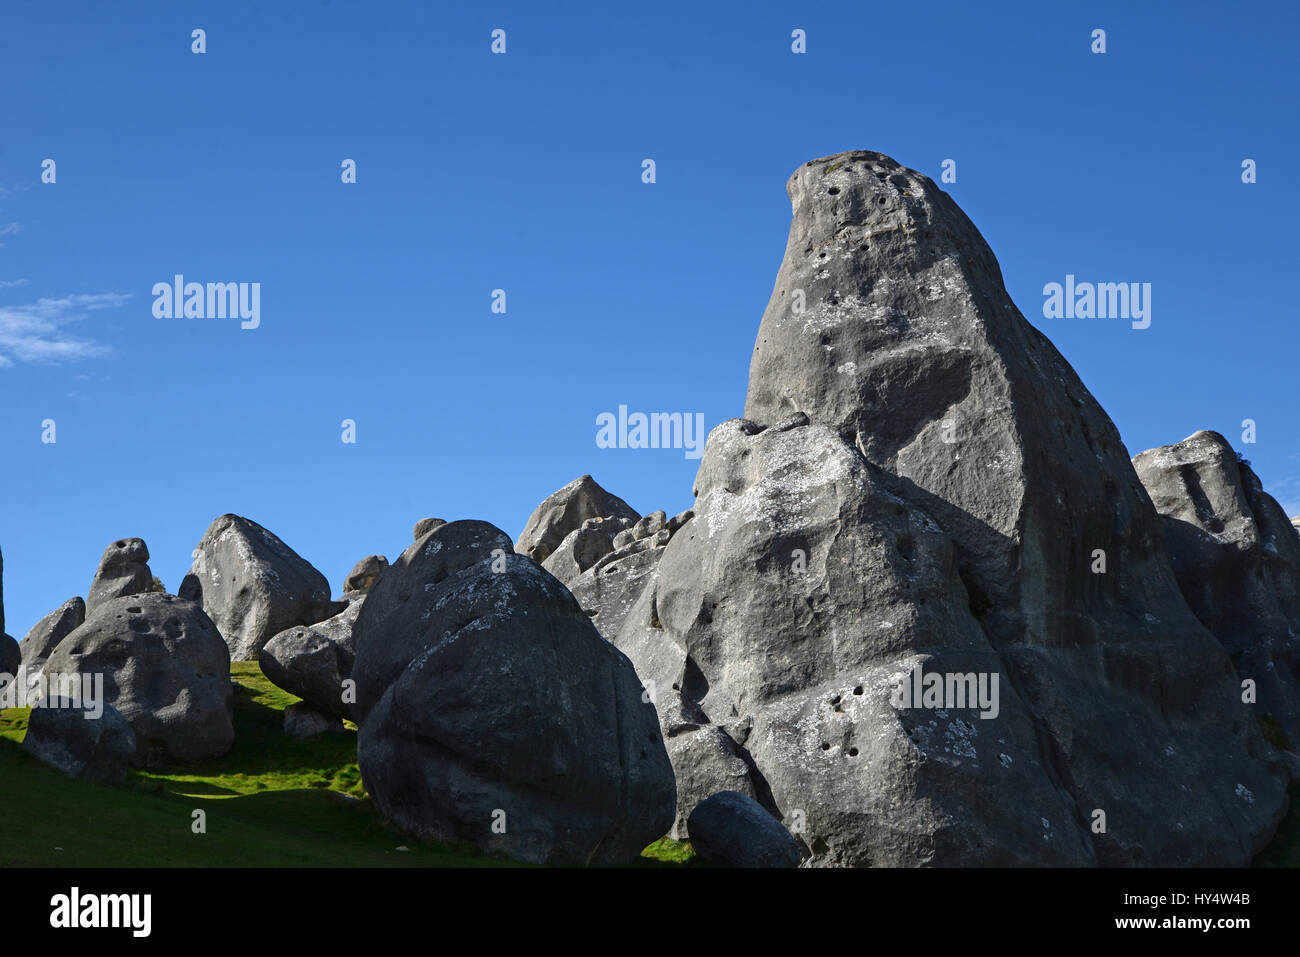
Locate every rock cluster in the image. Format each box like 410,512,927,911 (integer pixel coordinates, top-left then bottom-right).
565,151,1288,865
5,152,1299,871
514,474,638,564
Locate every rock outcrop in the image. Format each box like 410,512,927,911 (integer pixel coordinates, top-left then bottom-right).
180,514,337,660
343,555,387,594
86,538,153,612
22,699,137,785
42,593,234,766
353,519,676,865
1134,430,1300,750
607,151,1286,866
19,597,86,680
515,475,638,564
543,507,693,644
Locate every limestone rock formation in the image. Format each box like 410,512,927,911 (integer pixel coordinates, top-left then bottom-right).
515,475,638,564
43,593,234,766
19,597,86,680
21,699,137,785
608,150,1286,866
1134,430,1300,749
86,538,153,612
412,517,446,540
260,597,365,719
353,519,676,865
544,507,694,645
180,514,337,660
687,790,803,868
343,555,388,594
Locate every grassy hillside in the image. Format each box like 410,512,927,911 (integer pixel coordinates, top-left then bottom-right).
0,662,694,867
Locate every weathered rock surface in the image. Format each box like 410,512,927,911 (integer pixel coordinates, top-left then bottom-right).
353,519,676,865
343,555,388,594
608,151,1286,867
86,538,153,612
260,596,365,718
412,517,446,540
0,633,18,678
687,790,803,868
22,698,137,785
19,597,85,679
543,507,695,646
515,475,638,564
43,593,234,766
0,547,17,676
283,702,344,738
1134,430,1300,749
619,418,1093,864
180,514,337,660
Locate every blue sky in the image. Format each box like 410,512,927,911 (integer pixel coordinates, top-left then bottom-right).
1,0,1296,637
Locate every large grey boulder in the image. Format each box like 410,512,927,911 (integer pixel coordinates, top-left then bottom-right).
260,596,365,718
1134,430,1300,749
179,514,337,661
42,593,234,767
612,151,1286,866
515,475,639,564
19,597,85,680
353,519,676,865
351,520,514,725
22,698,137,785
86,538,153,612
687,791,802,868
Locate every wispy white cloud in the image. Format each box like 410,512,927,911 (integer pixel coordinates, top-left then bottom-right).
0,293,131,365
0,279,29,289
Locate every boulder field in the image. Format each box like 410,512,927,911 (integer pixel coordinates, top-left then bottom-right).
4,151,1298,868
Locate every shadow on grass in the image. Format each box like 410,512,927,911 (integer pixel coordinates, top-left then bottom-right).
0,661,694,867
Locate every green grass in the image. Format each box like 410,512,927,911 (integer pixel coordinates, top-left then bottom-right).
0,662,694,867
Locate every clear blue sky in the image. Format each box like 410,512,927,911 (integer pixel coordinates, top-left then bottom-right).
1,0,1296,637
